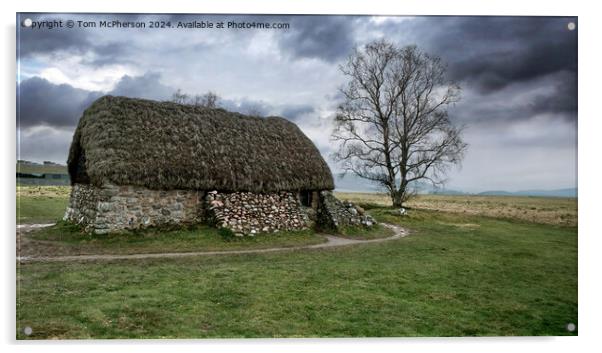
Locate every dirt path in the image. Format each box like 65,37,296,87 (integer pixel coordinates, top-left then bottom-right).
16,223,409,263
17,223,56,231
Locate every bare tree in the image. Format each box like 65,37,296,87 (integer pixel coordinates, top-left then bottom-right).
190,94,204,106
200,91,220,108
244,104,265,117
171,89,189,104
173,90,221,108
332,40,467,207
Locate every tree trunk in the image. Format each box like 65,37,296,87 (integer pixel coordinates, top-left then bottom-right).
391,190,403,208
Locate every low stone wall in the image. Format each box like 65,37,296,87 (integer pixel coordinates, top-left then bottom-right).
64,183,204,234
65,184,372,236
206,191,310,236
317,191,376,231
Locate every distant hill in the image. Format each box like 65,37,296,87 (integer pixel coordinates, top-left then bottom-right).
478,188,577,198
430,188,468,196
477,190,515,196
335,174,467,195
335,174,576,198
334,174,382,193
17,160,68,174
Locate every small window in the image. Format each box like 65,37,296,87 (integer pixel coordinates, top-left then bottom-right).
299,191,312,207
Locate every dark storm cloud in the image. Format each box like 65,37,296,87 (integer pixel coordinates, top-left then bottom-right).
19,13,360,65
17,76,102,128
18,24,89,57
366,16,577,126
18,13,143,61
446,70,577,126
17,72,176,129
160,13,359,62
18,70,310,130
79,42,139,66
390,17,577,95
17,72,309,131
278,16,359,62
529,71,577,116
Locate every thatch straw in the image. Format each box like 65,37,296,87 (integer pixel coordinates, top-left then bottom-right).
67,96,334,192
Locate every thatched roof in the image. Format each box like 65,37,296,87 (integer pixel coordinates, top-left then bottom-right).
67,96,334,192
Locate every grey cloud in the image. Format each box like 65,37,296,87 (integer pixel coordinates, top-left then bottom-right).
363,17,578,125
280,105,315,121
446,70,577,130
79,42,139,67
222,99,319,123
18,13,143,62
17,72,175,129
18,14,83,57
220,98,273,116
18,24,89,57
17,76,102,128
529,71,577,117
17,71,318,131
278,16,360,62
161,14,360,62
18,126,74,164
109,72,174,101
386,17,577,95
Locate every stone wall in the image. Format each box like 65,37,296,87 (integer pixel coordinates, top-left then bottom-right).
317,191,376,231
64,184,372,236
205,191,310,236
64,183,204,234
64,183,100,229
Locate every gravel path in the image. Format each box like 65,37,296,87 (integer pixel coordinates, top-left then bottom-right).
16,223,409,263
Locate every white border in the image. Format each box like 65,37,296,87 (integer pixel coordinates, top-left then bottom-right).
3,1,599,352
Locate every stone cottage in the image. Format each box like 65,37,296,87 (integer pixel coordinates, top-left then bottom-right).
64,96,375,235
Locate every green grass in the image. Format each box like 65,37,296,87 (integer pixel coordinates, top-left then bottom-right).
17,207,577,338
17,195,69,224
336,223,394,239
21,222,326,257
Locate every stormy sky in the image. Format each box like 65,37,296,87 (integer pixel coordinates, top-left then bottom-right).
16,14,577,192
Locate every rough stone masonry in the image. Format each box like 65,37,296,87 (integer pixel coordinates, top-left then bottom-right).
64,183,204,234
65,184,375,235
205,191,311,236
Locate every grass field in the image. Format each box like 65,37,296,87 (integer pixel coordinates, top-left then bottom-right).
17,186,70,224
336,192,577,227
16,186,578,338
19,223,392,258
19,221,329,257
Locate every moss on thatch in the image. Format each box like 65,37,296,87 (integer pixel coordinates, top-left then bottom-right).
67,96,334,192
